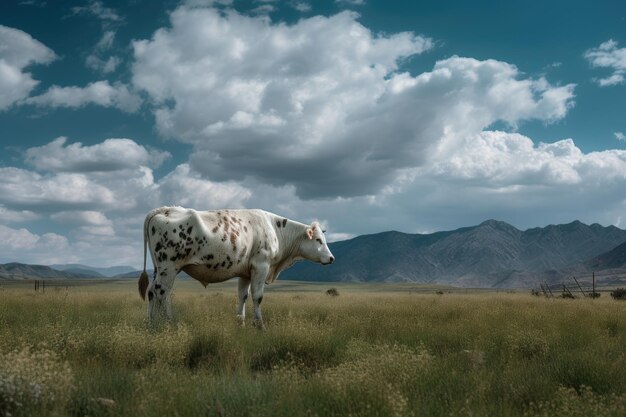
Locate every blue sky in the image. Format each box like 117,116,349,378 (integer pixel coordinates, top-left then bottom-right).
0,0,625,267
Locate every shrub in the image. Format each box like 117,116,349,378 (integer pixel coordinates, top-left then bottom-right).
611,288,626,300
325,288,339,297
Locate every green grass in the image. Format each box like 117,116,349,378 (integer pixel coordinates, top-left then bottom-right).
1,280,626,416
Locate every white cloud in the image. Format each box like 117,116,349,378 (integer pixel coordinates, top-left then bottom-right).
156,164,252,209
0,206,40,223
427,131,626,187
132,7,433,197
24,81,141,112
251,4,274,14
327,232,355,242
184,0,233,6
51,210,111,226
86,31,121,74
71,0,122,24
0,224,68,253
615,132,625,142
585,39,626,87
336,0,365,5
0,167,116,211
0,25,56,110
25,137,170,172
95,30,116,50
51,210,115,237
132,7,572,198
291,1,311,12
85,55,121,73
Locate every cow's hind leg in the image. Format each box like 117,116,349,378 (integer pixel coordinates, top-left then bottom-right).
250,265,269,330
237,277,250,326
147,263,177,322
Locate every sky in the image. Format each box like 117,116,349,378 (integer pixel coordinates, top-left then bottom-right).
0,0,625,268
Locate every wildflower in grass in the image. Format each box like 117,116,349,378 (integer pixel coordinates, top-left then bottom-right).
0,346,74,415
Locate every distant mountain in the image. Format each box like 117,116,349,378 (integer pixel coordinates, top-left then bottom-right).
281,220,626,288
585,241,626,271
0,263,98,280
50,264,135,277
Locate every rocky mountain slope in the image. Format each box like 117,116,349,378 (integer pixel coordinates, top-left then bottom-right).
281,220,626,287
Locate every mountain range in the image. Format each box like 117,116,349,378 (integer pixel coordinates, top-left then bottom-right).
2,220,626,288
281,219,626,288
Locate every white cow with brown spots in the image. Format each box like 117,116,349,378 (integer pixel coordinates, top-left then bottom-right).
138,206,335,328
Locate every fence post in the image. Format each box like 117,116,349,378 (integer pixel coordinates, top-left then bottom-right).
572,276,586,297
592,272,595,297
544,281,554,298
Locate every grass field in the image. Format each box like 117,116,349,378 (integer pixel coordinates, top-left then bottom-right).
1,280,626,416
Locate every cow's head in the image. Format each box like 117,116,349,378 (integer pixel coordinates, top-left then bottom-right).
301,222,335,265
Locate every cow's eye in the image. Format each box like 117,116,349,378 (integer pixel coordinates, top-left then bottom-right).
316,238,323,244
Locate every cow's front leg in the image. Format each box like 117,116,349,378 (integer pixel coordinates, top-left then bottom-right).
237,277,250,326
250,264,270,331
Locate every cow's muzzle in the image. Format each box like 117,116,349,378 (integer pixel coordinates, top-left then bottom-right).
322,256,335,265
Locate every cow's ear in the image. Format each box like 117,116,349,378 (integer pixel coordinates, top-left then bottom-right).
306,228,314,240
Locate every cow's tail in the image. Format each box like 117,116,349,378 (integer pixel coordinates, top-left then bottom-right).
138,208,159,300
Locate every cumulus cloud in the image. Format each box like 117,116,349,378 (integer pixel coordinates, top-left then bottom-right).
0,223,127,266
428,131,626,187
132,7,573,199
24,81,141,112
51,210,115,236
615,132,625,142
0,224,68,256
0,167,115,211
156,164,252,209
0,25,56,110
3,136,168,213
25,137,170,172
585,39,626,87
0,206,40,223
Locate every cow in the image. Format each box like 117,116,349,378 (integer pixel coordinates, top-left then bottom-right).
138,206,335,328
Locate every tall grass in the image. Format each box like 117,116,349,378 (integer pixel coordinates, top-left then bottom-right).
1,283,626,416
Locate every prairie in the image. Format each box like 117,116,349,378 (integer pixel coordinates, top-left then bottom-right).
1,280,626,416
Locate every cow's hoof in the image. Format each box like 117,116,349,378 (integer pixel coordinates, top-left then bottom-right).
237,315,245,327
253,320,266,331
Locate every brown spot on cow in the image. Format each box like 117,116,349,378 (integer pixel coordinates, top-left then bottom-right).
212,226,219,233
